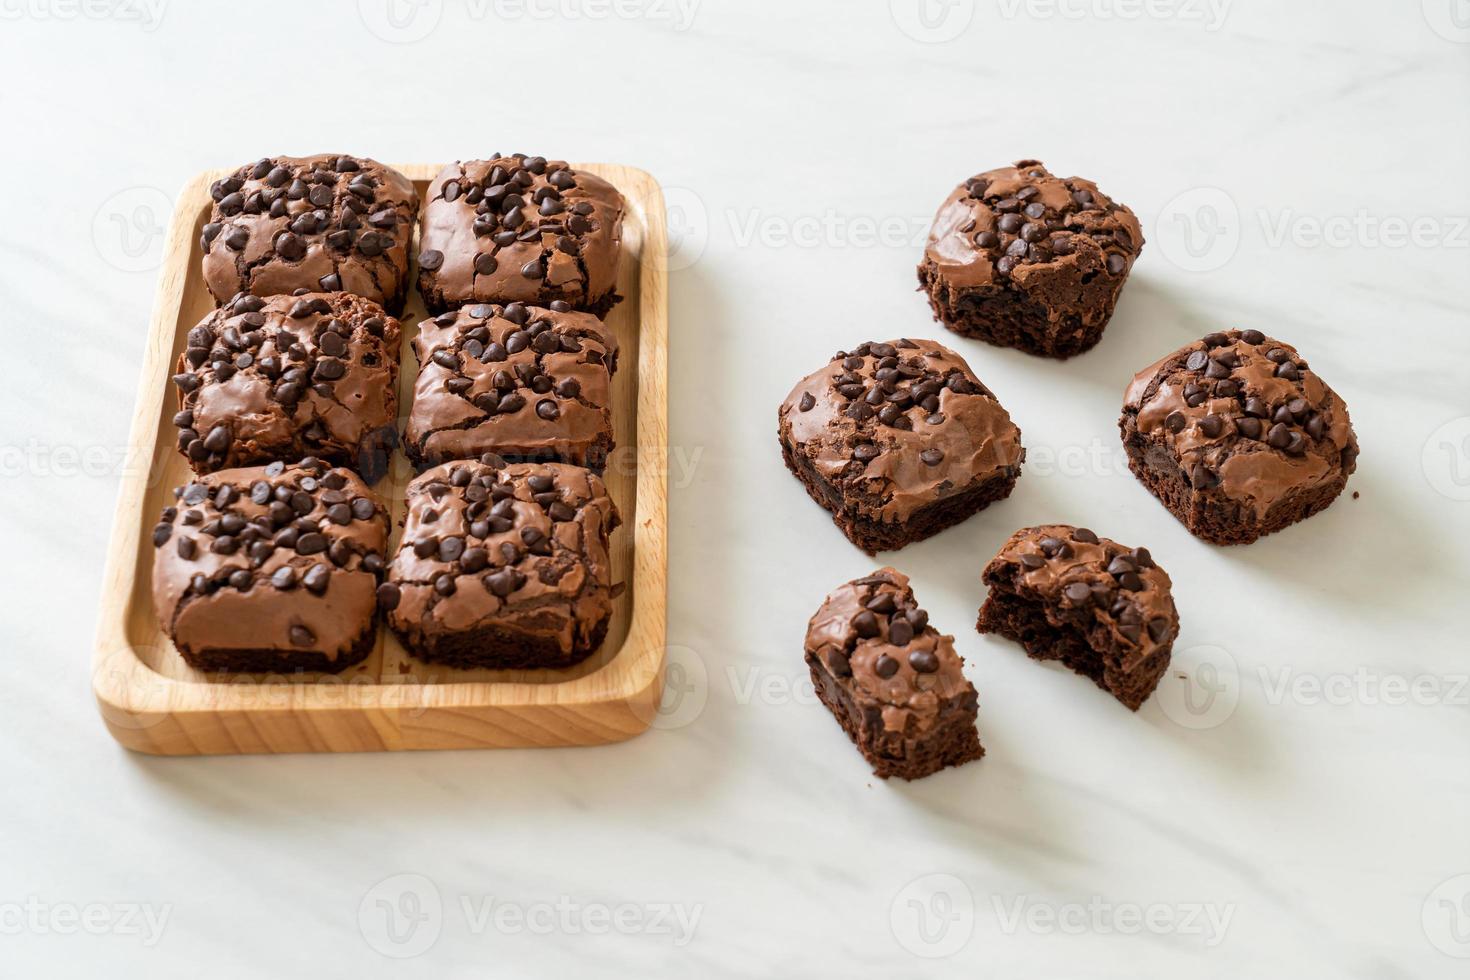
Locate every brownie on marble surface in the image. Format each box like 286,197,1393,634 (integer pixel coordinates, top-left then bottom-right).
417,154,624,316
805,567,983,780
379,458,621,669
978,525,1179,710
150,459,390,673
919,159,1143,358
170,292,401,482
1119,329,1358,545
201,154,417,314
778,339,1024,555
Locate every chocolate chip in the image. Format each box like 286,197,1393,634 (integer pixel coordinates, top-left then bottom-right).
874,655,900,679
908,650,939,674
376,582,401,610
827,650,852,677
919,449,944,466
888,618,914,645
852,610,880,638
419,249,444,271
303,564,330,594
289,625,315,648
271,566,297,590
1073,527,1099,544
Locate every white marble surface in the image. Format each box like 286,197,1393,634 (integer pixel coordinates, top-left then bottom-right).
2,1,1468,976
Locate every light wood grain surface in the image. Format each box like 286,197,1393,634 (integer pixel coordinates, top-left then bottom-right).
92,163,669,754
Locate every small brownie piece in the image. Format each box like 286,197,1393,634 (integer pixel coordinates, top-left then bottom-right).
201,154,418,314
403,301,617,471
805,567,983,780
978,525,1178,710
150,458,390,673
919,159,1143,358
1120,329,1359,545
380,458,621,669
416,154,624,315
170,292,402,481
778,338,1024,555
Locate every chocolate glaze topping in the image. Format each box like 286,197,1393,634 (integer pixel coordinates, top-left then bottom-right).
150,459,389,663
201,154,417,311
381,458,621,658
779,339,1024,522
1122,329,1358,519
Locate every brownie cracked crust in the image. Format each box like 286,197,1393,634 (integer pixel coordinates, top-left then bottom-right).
404,301,617,472
379,458,621,669
919,160,1143,358
1120,329,1359,545
417,155,624,315
150,459,390,673
170,292,402,482
778,339,1023,554
201,154,418,315
805,568,983,780
978,525,1179,710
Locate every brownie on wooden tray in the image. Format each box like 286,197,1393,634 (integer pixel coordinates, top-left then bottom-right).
804,568,983,780
201,154,418,315
417,154,624,316
403,301,617,472
1119,329,1359,545
378,458,621,669
919,160,1143,358
170,292,401,482
978,525,1179,710
150,458,390,673
778,339,1024,554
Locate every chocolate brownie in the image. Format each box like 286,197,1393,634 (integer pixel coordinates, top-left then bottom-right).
805,568,983,780
201,154,418,314
403,301,617,471
150,458,390,673
417,155,624,315
778,339,1024,554
170,292,401,482
1120,329,1359,545
978,525,1178,710
919,160,1143,358
379,458,621,669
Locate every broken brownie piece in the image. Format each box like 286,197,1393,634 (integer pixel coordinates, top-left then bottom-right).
918,159,1143,358
978,525,1179,710
778,338,1024,555
1119,329,1359,545
804,567,983,780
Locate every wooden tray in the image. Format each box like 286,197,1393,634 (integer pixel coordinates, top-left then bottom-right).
92,163,668,755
